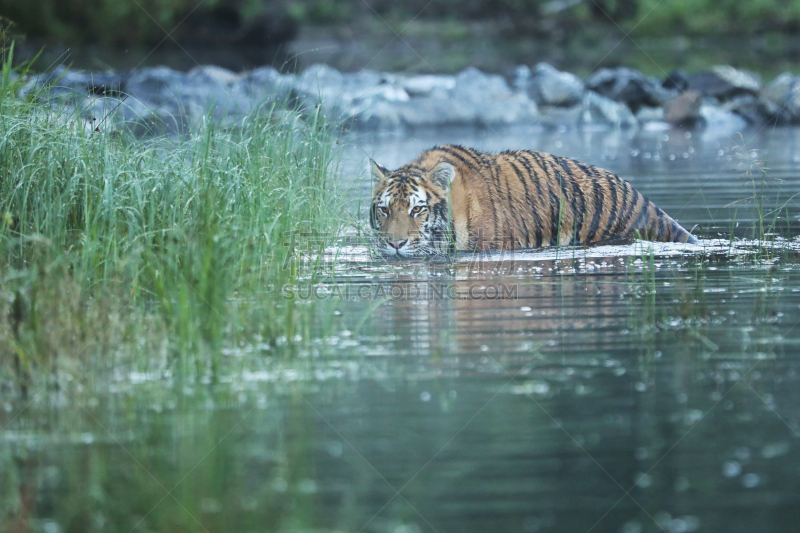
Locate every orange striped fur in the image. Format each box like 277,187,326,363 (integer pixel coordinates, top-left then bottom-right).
371,145,698,257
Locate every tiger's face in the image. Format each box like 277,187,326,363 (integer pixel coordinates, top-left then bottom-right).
370,159,456,258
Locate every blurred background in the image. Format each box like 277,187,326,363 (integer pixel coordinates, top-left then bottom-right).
1,0,799,76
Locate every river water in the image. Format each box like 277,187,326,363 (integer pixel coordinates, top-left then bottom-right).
2,125,800,532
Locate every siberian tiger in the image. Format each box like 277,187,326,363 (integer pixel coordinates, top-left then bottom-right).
370,145,698,257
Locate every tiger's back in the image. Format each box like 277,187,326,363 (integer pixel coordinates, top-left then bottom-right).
412,145,698,251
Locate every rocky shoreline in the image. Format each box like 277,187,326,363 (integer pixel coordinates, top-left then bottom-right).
16,62,800,136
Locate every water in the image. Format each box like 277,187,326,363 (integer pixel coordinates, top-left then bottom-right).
3,125,800,533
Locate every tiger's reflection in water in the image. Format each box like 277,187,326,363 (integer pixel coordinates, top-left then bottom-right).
355,253,649,373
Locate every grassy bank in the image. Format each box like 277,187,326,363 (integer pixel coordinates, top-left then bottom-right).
0,55,343,391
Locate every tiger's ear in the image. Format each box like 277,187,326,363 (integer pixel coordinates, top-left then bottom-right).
370,159,389,184
429,161,456,189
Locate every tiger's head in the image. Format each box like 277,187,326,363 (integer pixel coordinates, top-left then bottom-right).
370,159,456,258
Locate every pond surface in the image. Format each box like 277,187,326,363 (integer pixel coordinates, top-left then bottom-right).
3,125,800,533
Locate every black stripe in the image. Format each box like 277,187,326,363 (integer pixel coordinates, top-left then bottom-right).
672,219,689,243
507,158,532,247
586,177,606,243
614,178,629,239
451,145,485,167
464,200,474,249
431,202,451,249
603,174,619,240
656,209,667,241
570,178,586,243
617,184,639,238
486,157,504,248
480,152,507,246
437,146,495,247
630,196,652,238
436,146,478,171
554,168,572,245
531,154,560,246
370,204,379,230
548,176,561,246
575,161,596,179
526,150,557,245
486,155,509,246
672,220,688,242
516,153,544,247
574,162,606,241
561,162,586,243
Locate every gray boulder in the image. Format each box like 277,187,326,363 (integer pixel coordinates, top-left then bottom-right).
79,95,187,136
721,95,786,126
580,91,637,128
635,106,666,124
662,69,690,92
124,65,251,130
699,104,748,133
539,91,636,130
761,73,800,123
687,66,762,101
452,67,538,127
19,66,125,101
523,63,584,107
399,74,456,97
295,64,411,127
587,67,675,112
354,67,537,130
234,66,298,108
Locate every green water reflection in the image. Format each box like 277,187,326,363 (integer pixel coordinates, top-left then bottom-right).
3,251,800,532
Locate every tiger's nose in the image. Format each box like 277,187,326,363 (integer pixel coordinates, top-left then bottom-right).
387,239,408,250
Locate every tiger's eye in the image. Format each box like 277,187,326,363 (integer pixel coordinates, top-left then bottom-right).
380,207,389,214
412,206,421,213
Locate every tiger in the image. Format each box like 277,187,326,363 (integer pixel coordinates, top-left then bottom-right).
370,144,698,257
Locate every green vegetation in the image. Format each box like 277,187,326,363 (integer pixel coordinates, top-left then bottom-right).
0,49,342,389
285,0,800,36
633,0,800,36
0,0,291,48
4,0,800,50
1,0,217,46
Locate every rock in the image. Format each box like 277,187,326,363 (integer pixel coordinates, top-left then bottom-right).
635,106,665,123
295,64,345,99
18,62,795,135
451,67,538,127
392,97,476,129
79,95,186,136
124,65,251,131
513,65,532,92
19,66,125,100
81,96,149,125
587,67,675,112
662,69,690,92
580,91,637,128
761,73,800,123
354,67,537,130
524,62,584,107
400,75,456,97
664,90,703,127
294,64,415,127
699,104,748,133
721,95,785,126
539,91,636,130
687,66,761,101
234,66,297,107
762,73,794,105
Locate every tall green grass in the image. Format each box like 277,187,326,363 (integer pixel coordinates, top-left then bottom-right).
0,54,342,388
